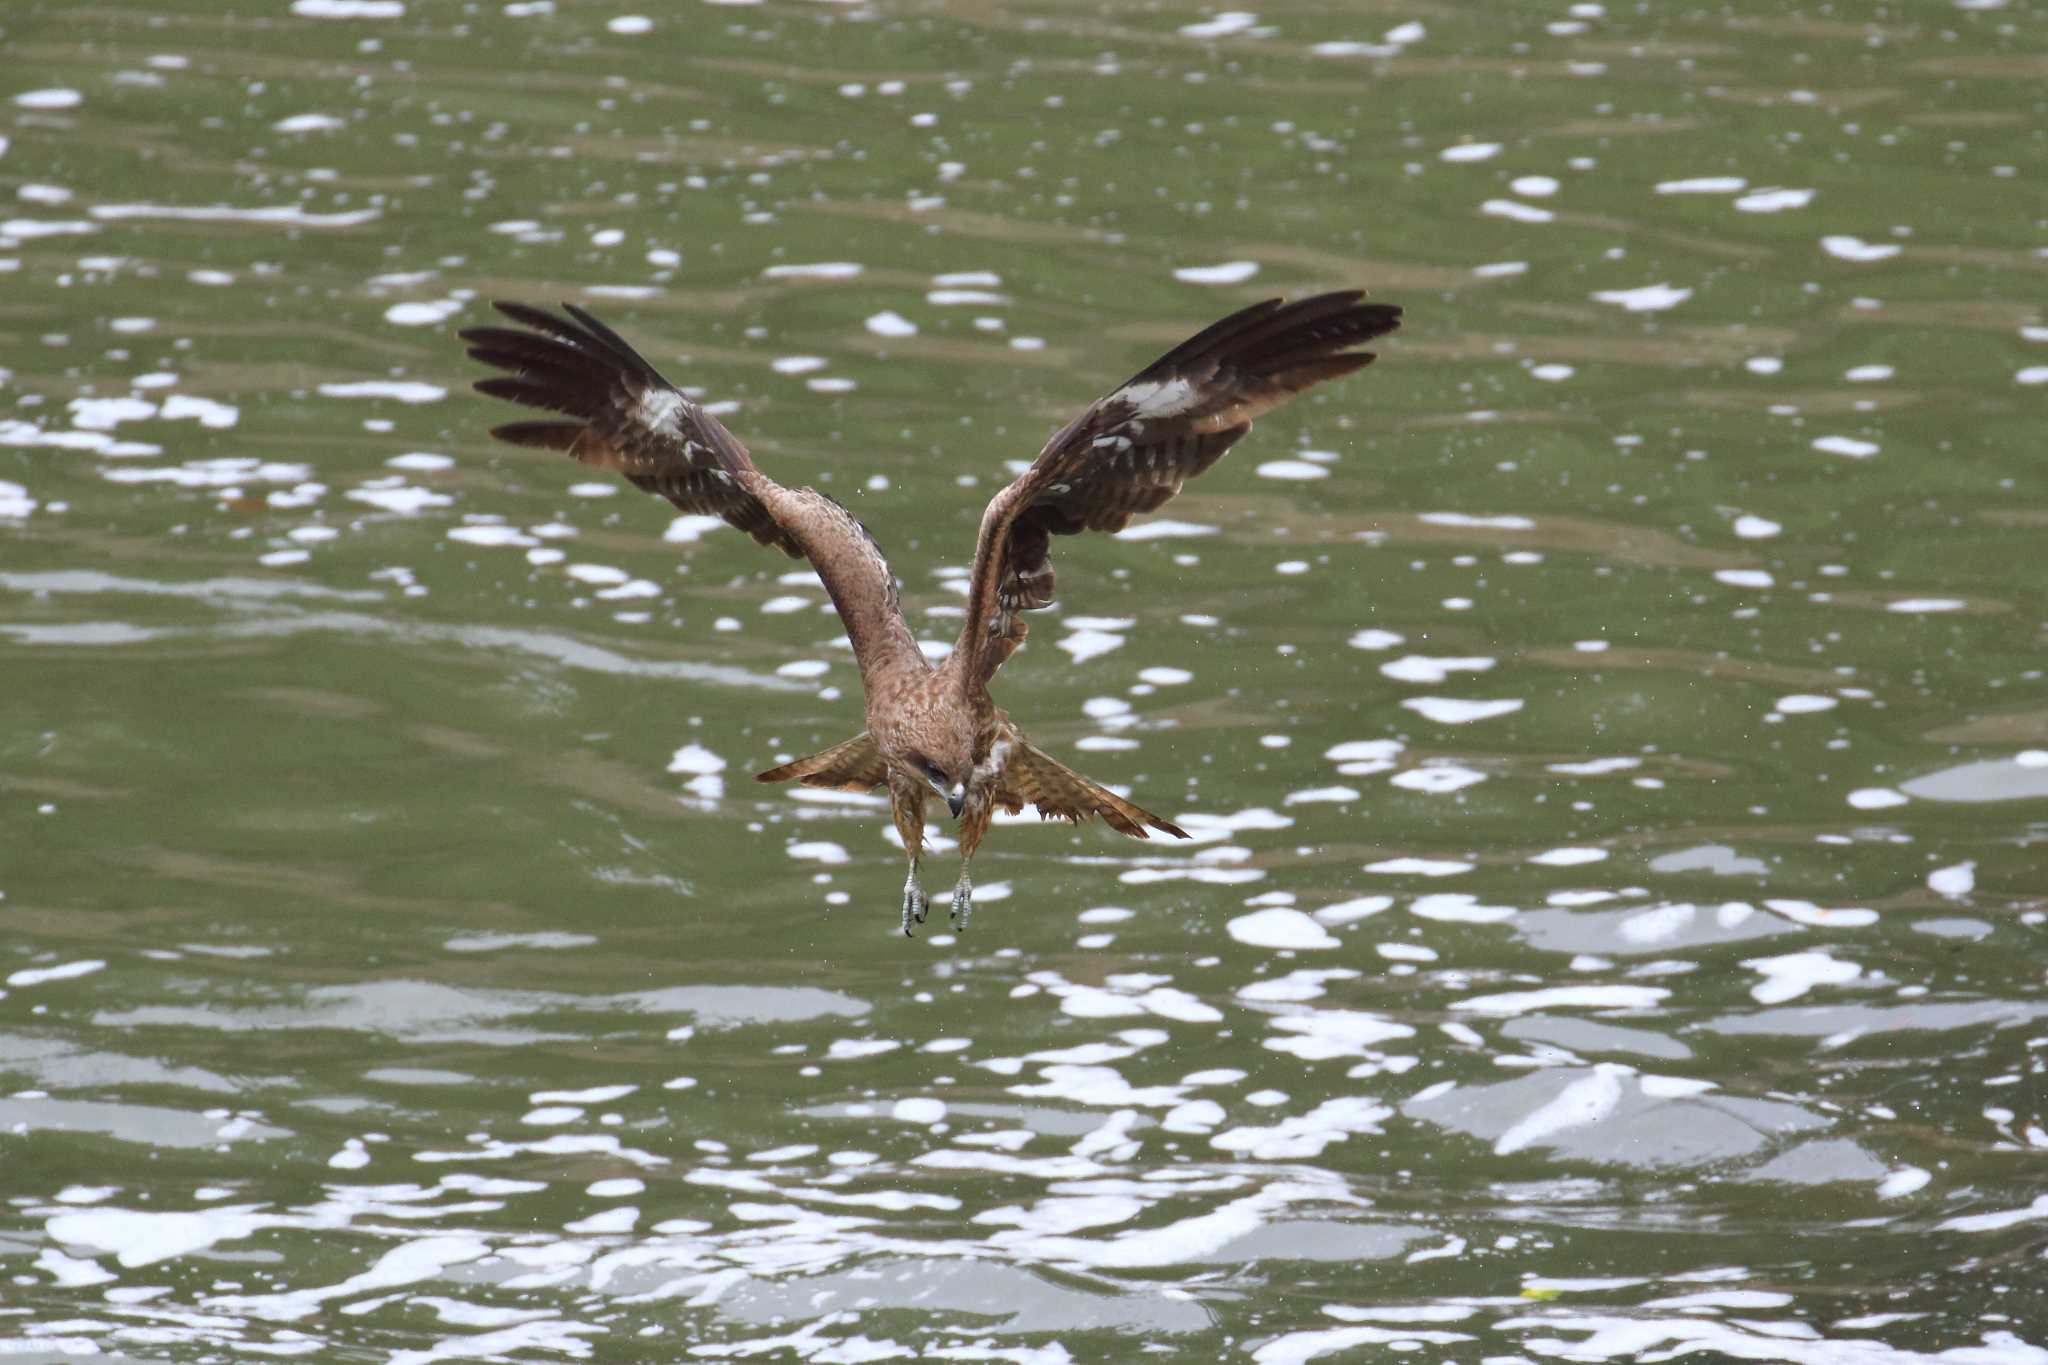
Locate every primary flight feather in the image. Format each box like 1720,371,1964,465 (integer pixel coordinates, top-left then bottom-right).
461,290,1402,934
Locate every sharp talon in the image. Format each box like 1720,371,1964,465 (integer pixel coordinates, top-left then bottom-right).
950,878,973,933
901,872,929,938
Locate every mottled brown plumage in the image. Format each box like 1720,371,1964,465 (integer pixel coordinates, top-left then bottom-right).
461,291,1402,934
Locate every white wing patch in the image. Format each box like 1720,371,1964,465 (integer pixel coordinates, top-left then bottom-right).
1118,376,1199,418
635,386,686,430
972,735,1014,787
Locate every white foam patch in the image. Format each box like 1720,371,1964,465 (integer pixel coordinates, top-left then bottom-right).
1441,142,1501,162
1846,787,1908,810
1401,697,1522,724
1058,629,1125,664
96,203,379,228
1264,1010,1416,1064
1812,434,1879,458
1419,511,1534,530
1256,460,1327,480
385,299,462,327
1937,1194,2048,1234
1179,11,1259,37
1410,893,1514,923
1114,519,1216,540
664,514,727,543
318,381,446,404
48,1207,290,1268
349,484,450,514
1227,908,1339,950
1763,899,1877,929
1655,176,1747,194
763,261,862,279
1211,1097,1395,1160
667,744,726,776
996,1182,1352,1268
1314,896,1392,925
1379,655,1494,685
864,310,917,337
1886,597,1965,614
1528,847,1606,867
1170,807,1291,845
1928,861,1975,898
1743,950,1860,1004
1734,186,1814,213
1285,785,1358,805
1821,234,1902,262
1591,282,1692,312
1451,985,1668,1014
1390,765,1485,795
7,959,107,987
1482,199,1554,224
1365,857,1472,877
1733,514,1781,539
291,0,404,13
1172,260,1260,284
1495,1063,1628,1154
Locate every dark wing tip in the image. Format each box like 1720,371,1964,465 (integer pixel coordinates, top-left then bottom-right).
492,297,550,321
1154,818,1191,840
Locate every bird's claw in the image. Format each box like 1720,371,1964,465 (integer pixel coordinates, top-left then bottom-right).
949,877,973,933
901,872,929,937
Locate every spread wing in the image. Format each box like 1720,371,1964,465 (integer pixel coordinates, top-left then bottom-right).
461,300,799,555
952,291,1402,685
461,302,924,684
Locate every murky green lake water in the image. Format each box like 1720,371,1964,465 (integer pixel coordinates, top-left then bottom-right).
4,0,2046,1359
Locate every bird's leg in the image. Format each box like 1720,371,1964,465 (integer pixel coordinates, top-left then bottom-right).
890,780,928,936
901,861,928,937
950,798,992,932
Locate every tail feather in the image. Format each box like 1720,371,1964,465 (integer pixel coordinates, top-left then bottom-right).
756,732,887,792
1000,739,1187,840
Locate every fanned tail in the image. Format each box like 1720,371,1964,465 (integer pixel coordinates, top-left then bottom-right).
756,732,887,792
997,739,1188,840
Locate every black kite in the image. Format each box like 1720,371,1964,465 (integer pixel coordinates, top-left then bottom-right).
461,291,1401,934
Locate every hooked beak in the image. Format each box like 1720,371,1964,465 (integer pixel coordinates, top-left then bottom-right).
928,775,966,819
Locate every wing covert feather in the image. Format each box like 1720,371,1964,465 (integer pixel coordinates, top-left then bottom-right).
463,302,925,685
954,291,1401,684
461,301,800,555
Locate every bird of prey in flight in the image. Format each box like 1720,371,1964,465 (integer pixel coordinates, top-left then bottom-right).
461,290,1401,935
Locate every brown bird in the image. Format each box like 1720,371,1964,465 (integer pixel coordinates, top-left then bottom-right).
460,291,1401,935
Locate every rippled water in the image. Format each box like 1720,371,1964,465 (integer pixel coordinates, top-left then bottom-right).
5,1,2046,1360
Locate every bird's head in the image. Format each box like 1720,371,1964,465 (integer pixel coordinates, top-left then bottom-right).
902,747,969,819
882,714,973,820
